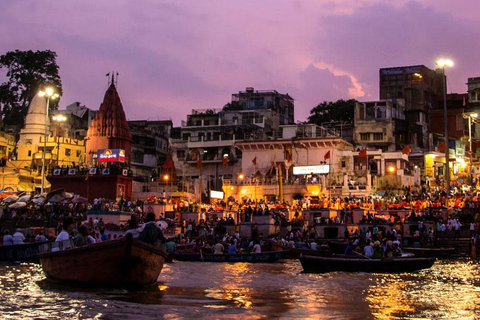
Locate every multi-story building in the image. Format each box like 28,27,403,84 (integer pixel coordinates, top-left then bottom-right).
379,65,444,149
128,120,172,196
170,87,295,201
50,102,96,140
353,99,407,151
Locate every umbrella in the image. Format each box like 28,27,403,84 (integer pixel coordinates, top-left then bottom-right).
32,197,45,204
18,195,31,203
72,196,88,203
3,195,19,203
47,194,65,203
9,201,27,209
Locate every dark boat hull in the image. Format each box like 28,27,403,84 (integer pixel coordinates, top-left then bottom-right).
38,235,169,286
0,241,51,262
402,247,455,258
174,250,289,262
300,255,435,273
271,243,324,259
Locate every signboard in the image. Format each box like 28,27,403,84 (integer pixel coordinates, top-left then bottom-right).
210,190,224,199
97,149,125,162
293,165,330,175
455,141,465,161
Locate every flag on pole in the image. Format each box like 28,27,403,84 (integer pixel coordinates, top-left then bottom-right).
402,145,412,155
163,154,174,169
196,158,202,168
438,141,446,152
324,150,331,160
222,156,228,166
252,157,257,166
359,148,367,157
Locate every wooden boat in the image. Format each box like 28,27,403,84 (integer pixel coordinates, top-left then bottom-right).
173,250,289,262
402,247,455,259
0,241,51,262
38,234,169,286
299,254,435,273
270,243,328,259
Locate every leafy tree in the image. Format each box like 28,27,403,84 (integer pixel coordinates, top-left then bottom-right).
307,99,356,125
222,101,242,111
0,50,62,127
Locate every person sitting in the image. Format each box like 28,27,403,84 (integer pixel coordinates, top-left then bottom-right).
99,228,108,242
252,241,261,253
213,241,224,254
12,228,25,245
74,225,89,247
3,230,13,246
35,232,48,242
344,241,354,255
166,239,176,254
56,218,75,242
364,240,374,258
228,242,237,254
138,212,167,247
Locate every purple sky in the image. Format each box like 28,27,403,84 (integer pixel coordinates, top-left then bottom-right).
1,0,479,126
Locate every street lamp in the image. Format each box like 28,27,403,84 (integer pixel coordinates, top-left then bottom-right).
52,114,67,166
463,112,478,184
436,59,453,195
38,88,59,195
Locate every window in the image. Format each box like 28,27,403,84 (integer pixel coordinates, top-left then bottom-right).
471,91,477,101
360,133,370,141
76,150,81,157
65,149,71,156
341,161,346,168
28,150,31,157
177,150,185,159
373,133,383,140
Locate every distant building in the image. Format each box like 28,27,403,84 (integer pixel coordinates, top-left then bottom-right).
50,102,96,140
354,99,407,151
379,65,444,149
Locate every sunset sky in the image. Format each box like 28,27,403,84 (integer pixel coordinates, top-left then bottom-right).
1,0,479,126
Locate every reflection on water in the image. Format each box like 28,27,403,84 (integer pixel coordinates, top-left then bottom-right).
1,259,480,319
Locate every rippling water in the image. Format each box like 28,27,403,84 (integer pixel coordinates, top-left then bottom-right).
1,259,480,319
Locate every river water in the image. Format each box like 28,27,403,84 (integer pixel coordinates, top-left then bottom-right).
1,259,480,319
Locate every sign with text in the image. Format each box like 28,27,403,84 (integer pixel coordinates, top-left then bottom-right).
293,165,330,175
210,190,224,199
97,149,125,162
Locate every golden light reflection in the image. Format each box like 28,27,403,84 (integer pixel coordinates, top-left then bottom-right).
204,263,254,308
366,260,480,319
157,284,168,291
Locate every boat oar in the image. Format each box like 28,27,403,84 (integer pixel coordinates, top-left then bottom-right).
353,250,372,260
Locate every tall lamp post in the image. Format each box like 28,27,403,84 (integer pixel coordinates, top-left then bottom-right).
436,59,453,195
52,114,67,166
463,112,478,185
38,88,59,195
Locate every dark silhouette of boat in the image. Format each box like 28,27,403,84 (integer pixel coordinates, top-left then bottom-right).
300,254,435,273
38,234,169,286
173,250,289,262
0,241,51,262
402,247,455,258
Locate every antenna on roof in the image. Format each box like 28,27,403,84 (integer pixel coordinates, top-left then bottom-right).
106,72,110,86
115,72,119,87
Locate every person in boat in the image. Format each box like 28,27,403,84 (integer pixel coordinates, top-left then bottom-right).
344,241,354,255
166,238,176,254
138,212,167,247
12,228,25,245
73,225,89,247
252,240,261,253
35,232,48,242
99,228,108,242
364,240,374,258
373,241,383,258
213,240,224,254
228,241,237,254
56,218,75,242
3,230,13,246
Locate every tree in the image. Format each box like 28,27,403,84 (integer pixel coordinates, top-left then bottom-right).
0,50,62,127
307,99,356,125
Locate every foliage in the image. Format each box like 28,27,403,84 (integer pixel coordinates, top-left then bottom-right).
0,50,62,127
222,101,242,111
307,99,356,125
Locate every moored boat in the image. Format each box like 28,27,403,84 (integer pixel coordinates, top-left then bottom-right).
299,254,435,273
402,247,455,259
173,250,289,262
0,241,51,262
38,234,169,286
